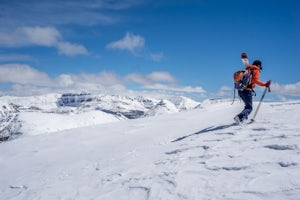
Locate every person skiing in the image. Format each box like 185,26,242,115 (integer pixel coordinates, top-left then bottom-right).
234,60,271,123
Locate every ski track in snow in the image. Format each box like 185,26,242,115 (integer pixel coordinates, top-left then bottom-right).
0,101,300,199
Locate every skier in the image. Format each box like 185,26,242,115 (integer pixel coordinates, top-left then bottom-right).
234,60,271,124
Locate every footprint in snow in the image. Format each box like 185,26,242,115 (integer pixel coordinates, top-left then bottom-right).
278,162,297,167
252,128,268,131
165,145,209,155
264,144,298,150
129,186,151,200
9,185,28,190
206,166,248,171
215,132,235,135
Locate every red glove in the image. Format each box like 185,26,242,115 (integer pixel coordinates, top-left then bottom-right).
266,80,271,87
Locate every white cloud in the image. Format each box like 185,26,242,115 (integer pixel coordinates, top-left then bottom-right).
0,64,52,86
214,82,300,101
3,64,299,101
0,65,125,96
0,26,60,47
21,26,61,47
0,26,88,56
0,32,20,47
150,52,164,62
107,32,164,61
0,65,122,89
147,72,176,83
57,42,88,56
53,71,123,91
0,0,144,28
215,86,233,97
107,32,145,54
125,72,205,94
271,82,300,96
56,74,75,87
144,84,206,93
0,64,206,98
0,54,33,62
125,72,176,85
7,84,55,96
77,71,122,86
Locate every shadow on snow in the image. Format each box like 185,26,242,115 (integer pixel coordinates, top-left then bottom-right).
172,123,238,142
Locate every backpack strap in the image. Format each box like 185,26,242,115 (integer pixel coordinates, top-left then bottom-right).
247,69,255,90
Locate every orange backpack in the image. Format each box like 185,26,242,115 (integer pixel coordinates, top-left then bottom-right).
233,69,253,90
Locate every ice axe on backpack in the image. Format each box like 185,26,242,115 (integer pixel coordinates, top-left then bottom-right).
250,82,271,123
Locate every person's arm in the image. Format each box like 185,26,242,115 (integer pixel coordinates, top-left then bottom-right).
252,70,267,87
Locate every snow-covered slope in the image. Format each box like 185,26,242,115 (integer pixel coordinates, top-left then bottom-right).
169,96,201,110
18,110,121,136
145,99,179,117
1,100,300,199
0,93,61,111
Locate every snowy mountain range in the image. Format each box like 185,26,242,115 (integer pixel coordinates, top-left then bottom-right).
0,93,200,139
1,97,299,199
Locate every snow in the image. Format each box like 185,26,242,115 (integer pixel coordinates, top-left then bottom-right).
0,98,300,199
145,99,179,117
0,93,61,110
18,110,120,136
0,93,200,137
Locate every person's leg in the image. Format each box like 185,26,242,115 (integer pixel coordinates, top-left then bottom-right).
237,90,253,122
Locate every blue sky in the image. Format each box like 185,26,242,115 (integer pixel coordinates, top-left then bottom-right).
0,0,299,100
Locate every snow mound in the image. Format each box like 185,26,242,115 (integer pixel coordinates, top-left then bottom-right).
145,99,179,116
18,110,121,136
168,96,200,111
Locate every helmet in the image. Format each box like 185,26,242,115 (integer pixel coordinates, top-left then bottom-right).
252,60,262,69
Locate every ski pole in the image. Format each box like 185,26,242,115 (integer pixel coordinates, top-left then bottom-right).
251,85,270,122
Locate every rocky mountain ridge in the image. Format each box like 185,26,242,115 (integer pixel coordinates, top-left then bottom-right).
0,93,201,140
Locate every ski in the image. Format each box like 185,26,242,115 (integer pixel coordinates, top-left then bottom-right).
241,52,249,67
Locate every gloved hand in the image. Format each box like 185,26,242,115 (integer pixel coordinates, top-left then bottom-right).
266,80,271,87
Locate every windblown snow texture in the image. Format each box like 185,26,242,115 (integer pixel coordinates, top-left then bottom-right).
0,96,300,200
